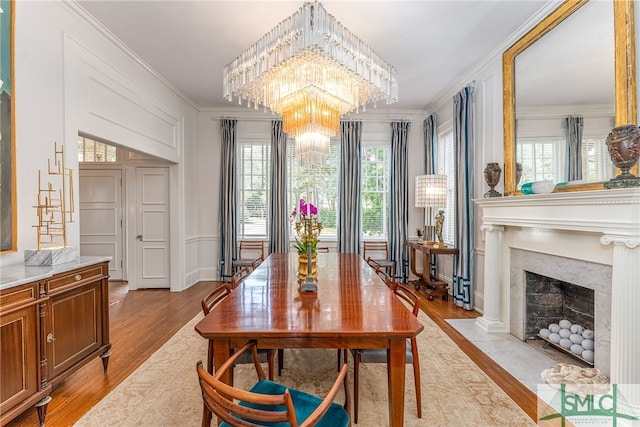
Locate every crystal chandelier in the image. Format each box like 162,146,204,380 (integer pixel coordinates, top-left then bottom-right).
223,1,398,166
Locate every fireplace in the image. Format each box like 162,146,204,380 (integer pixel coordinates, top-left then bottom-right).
510,248,610,374
525,272,595,340
475,188,639,387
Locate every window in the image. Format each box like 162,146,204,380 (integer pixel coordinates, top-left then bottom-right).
516,137,566,184
78,135,117,163
582,137,616,181
238,141,270,238
287,142,340,239
436,130,456,245
361,145,390,238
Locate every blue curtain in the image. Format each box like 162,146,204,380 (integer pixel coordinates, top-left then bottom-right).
219,119,238,280
423,114,437,174
423,114,439,277
337,121,362,253
269,121,289,253
389,121,410,282
453,87,474,310
566,116,584,181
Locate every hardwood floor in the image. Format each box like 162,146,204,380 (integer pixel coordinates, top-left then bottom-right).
7,280,536,426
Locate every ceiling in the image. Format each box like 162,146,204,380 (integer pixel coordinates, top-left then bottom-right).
76,0,549,112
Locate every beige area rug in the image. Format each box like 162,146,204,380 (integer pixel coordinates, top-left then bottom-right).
76,310,535,427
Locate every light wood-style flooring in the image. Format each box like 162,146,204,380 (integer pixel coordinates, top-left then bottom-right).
7,280,536,426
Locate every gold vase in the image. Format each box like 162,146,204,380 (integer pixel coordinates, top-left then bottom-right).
297,254,318,282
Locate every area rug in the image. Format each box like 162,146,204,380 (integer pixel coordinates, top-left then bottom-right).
75,310,535,426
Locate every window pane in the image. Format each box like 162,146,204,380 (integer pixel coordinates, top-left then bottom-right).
516,137,566,184
361,145,389,238
582,138,615,181
78,136,117,163
287,143,339,239
238,142,270,238
78,137,84,162
437,132,456,245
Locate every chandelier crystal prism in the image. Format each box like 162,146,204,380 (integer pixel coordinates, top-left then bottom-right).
223,1,398,166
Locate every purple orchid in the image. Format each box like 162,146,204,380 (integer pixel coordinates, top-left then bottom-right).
291,199,317,221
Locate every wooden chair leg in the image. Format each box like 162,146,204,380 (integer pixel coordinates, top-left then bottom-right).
207,340,214,373
354,350,361,424
411,338,422,418
336,348,342,371
267,349,275,380
277,349,284,376
202,405,212,427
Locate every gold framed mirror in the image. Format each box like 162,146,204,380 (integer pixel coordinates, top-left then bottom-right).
503,0,636,195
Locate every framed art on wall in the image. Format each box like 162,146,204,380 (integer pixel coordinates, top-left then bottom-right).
0,0,15,253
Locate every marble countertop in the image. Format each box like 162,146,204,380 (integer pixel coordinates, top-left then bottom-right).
0,256,112,291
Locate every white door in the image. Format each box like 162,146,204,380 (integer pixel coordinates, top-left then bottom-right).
79,169,124,280
135,167,170,288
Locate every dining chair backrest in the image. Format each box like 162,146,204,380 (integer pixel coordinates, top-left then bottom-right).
201,283,232,315
376,268,396,291
196,342,351,427
363,241,395,281
363,241,389,260
231,267,251,289
366,256,382,271
232,240,265,273
393,284,420,317
251,257,263,270
239,240,264,261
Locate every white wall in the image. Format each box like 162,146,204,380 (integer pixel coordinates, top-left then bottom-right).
1,2,198,293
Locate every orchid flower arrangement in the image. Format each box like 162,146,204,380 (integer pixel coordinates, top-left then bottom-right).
291,198,321,255
289,199,318,222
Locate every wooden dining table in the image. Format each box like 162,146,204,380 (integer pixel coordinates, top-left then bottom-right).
195,252,424,427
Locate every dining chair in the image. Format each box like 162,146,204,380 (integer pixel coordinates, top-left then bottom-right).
232,240,265,273
350,284,422,423
362,241,395,280
231,267,251,289
196,341,351,427
200,284,277,380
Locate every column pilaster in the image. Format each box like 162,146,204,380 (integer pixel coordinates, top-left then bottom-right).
600,234,640,415
476,224,507,333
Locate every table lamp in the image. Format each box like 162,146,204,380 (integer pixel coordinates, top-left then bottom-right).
415,175,447,246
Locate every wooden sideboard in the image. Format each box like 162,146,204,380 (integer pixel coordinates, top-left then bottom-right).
0,257,111,426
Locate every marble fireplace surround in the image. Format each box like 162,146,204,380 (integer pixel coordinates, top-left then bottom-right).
510,248,611,375
474,188,639,393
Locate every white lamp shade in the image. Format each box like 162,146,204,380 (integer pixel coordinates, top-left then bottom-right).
415,175,447,208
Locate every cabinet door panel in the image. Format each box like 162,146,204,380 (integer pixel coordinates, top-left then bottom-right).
49,283,102,378
0,306,39,409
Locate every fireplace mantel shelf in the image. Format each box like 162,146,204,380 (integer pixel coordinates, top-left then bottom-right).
474,188,640,236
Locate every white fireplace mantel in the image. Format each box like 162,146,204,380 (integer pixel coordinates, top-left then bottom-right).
475,187,640,236
474,187,640,406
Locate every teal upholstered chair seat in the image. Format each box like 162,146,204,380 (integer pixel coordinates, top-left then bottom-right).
220,379,349,427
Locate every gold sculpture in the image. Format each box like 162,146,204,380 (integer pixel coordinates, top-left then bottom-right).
34,142,74,249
